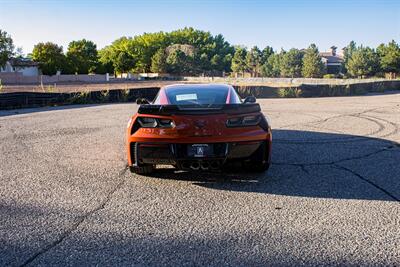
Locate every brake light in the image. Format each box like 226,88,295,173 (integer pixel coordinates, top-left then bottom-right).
226,115,261,127
137,117,175,128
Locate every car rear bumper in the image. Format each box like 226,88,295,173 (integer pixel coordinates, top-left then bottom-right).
128,140,271,171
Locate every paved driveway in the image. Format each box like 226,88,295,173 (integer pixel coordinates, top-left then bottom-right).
1,93,399,266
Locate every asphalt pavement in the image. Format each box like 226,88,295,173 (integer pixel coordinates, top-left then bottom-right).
1,93,399,266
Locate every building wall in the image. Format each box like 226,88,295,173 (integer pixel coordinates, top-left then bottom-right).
1,62,39,76
0,62,13,73
14,66,39,76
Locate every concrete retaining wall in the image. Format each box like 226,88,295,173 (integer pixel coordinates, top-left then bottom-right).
184,76,397,86
0,73,108,84
0,88,159,110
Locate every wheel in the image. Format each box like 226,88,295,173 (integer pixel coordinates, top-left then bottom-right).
244,141,270,172
129,164,154,175
245,161,270,172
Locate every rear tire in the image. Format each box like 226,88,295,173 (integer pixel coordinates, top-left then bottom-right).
244,141,270,173
245,161,270,172
129,164,154,175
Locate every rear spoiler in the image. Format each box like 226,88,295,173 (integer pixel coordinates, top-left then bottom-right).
138,103,261,115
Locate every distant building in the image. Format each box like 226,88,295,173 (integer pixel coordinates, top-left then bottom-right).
320,46,343,74
0,58,40,76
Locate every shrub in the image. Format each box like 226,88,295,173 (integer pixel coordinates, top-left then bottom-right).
99,90,110,102
277,87,302,98
120,88,130,102
68,91,91,104
323,74,336,79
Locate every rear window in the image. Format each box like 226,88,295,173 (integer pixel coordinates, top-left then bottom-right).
166,87,229,105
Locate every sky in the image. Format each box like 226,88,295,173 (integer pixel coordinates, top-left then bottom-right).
0,0,399,55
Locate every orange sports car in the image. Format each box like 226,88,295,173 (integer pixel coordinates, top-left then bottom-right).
126,84,272,174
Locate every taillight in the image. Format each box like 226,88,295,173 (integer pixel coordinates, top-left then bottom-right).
226,114,270,131
158,119,175,128
138,117,158,128
242,115,261,126
137,117,175,128
226,115,261,127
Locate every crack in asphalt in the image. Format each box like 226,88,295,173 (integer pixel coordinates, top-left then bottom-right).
332,164,400,202
19,166,129,267
273,144,400,202
272,142,398,167
272,104,399,202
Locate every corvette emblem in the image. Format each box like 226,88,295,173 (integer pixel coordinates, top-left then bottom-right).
196,146,204,155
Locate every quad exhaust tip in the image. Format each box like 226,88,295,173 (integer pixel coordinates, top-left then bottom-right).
210,161,220,170
184,160,220,171
200,161,210,170
190,162,200,170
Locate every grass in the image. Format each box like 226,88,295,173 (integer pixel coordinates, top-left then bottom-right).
277,87,302,98
121,86,131,102
68,90,91,104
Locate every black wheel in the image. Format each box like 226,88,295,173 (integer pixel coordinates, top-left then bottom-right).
129,164,154,175
244,141,270,172
245,161,270,172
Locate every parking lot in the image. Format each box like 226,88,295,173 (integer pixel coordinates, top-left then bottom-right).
1,93,399,266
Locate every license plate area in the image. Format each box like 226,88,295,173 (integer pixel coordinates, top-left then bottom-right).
187,144,214,157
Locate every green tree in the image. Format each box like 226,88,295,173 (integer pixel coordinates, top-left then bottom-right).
280,48,304,77
166,50,189,75
222,53,233,72
101,28,234,76
199,53,210,72
165,44,196,75
261,53,281,77
302,44,325,78
343,41,357,74
98,46,115,74
150,48,167,73
246,46,262,77
66,39,98,74
376,40,400,74
0,29,14,68
114,51,135,74
31,42,66,75
210,54,222,74
231,47,247,75
98,37,134,74
261,46,274,65
346,46,380,78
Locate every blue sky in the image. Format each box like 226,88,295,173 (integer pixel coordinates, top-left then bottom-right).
1,0,399,54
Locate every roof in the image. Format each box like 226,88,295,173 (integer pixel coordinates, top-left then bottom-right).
163,83,233,91
320,53,343,64
9,58,39,67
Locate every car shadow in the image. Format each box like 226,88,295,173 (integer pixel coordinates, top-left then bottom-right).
146,129,400,201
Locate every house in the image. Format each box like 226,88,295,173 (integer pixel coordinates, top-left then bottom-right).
0,58,40,76
320,46,344,74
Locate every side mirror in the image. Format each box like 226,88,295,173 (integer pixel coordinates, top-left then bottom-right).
136,98,150,104
243,96,256,103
